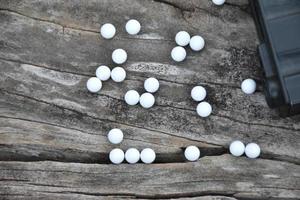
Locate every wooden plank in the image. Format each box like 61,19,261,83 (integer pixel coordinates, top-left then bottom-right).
0,58,299,163
0,155,299,199
0,0,299,199
0,86,223,163
0,0,260,86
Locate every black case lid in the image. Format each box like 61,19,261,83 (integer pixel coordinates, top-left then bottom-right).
252,0,300,114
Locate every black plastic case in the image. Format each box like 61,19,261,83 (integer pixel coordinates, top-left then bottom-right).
250,0,300,116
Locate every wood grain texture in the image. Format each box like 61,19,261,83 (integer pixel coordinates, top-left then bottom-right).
0,0,299,199
0,155,299,199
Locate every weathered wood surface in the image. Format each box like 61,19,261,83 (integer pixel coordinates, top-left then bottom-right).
1,155,299,199
0,0,299,199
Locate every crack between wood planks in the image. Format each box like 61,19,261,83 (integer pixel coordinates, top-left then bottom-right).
0,191,295,200
0,144,224,164
0,152,298,168
0,145,298,165
12,189,297,200
32,190,239,199
0,9,171,43
2,150,300,169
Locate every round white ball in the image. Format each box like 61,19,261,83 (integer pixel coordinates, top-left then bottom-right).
191,86,207,101
109,148,124,164
171,46,186,62
175,31,190,46
86,77,102,93
125,19,141,35
144,77,159,93
111,67,126,82
125,148,140,164
107,128,123,144
112,49,127,64
139,93,155,109
124,90,140,106
96,65,111,81
184,146,200,161
140,148,156,164
189,35,205,51
212,0,226,6
229,140,245,157
241,79,256,94
245,143,261,159
196,101,212,117
100,23,116,39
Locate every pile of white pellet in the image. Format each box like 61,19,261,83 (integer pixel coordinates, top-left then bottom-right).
230,141,261,158
85,0,261,164
107,128,156,164
124,77,159,109
171,31,205,62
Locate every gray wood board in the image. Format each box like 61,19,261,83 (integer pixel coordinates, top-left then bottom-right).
0,0,299,199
